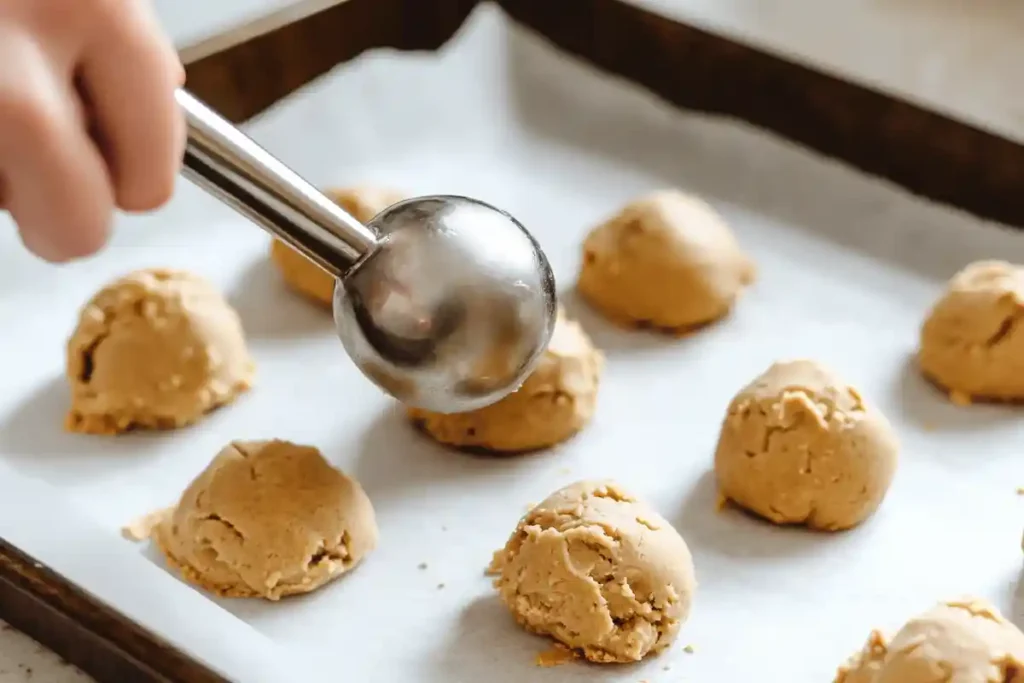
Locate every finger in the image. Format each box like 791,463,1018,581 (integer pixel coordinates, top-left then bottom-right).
78,0,184,213
136,0,188,90
0,33,114,262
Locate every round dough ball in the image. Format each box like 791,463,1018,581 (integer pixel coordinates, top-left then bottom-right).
269,186,406,306
407,313,603,453
714,359,898,531
919,260,1024,404
65,268,254,435
157,439,377,600
835,598,1024,683
577,189,755,332
489,480,696,663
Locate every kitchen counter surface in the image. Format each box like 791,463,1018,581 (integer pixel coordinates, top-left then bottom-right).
0,622,91,683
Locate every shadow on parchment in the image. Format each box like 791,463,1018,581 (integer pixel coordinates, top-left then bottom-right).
1006,566,1024,633
425,596,538,681
426,594,662,682
890,353,1019,432
349,404,546,505
559,287,698,357
674,470,849,563
0,375,172,484
227,256,334,340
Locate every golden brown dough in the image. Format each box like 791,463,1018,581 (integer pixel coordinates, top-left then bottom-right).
577,189,755,333
714,360,898,531
157,439,377,600
919,260,1024,404
489,480,696,663
407,312,603,453
270,186,406,307
65,268,254,435
835,598,1024,683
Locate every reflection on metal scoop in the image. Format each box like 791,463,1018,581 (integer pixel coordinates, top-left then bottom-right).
176,89,557,413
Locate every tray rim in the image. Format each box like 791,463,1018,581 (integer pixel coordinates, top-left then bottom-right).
4,0,1024,680
173,0,1024,148
0,538,230,683
176,0,350,65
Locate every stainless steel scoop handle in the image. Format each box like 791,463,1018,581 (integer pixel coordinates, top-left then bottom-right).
175,89,378,279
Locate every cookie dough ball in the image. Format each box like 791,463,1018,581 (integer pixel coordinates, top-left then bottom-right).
489,480,696,663
714,360,898,531
407,313,603,453
835,598,1024,683
577,189,755,332
270,186,405,306
157,440,377,600
65,268,254,435
919,260,1024,404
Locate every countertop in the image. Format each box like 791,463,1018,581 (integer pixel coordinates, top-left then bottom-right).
0,623,91,683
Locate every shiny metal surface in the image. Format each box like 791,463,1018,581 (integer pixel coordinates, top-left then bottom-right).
177,89,558,413
178,88,376,276
335,196,558,413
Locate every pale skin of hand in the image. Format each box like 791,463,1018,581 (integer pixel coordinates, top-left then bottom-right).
0,0,185,262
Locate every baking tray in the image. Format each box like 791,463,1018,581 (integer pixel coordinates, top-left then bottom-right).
1,0,1024,681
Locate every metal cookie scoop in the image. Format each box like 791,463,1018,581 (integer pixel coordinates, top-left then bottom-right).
176,89,557,414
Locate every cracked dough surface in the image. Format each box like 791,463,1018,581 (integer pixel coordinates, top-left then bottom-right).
65,268,254,435
714,359,898,531
156,439,377,600
835,598,1024,683
407,312,603,453
269,186,406,307
577,189,755,332
488,480,696,663
919,260,1024,403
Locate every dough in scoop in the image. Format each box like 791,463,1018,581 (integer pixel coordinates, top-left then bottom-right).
577,189,755,332
919,260,1024,404
65,268,254,435
489,480,696,663
269,186,405,307
157,439,377,600
407,312,603,453
714,359,898,531
835,598,1024,683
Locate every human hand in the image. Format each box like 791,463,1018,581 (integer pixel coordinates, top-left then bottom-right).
0,0,185,262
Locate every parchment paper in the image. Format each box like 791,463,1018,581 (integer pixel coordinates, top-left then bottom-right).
0,4,1023,681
